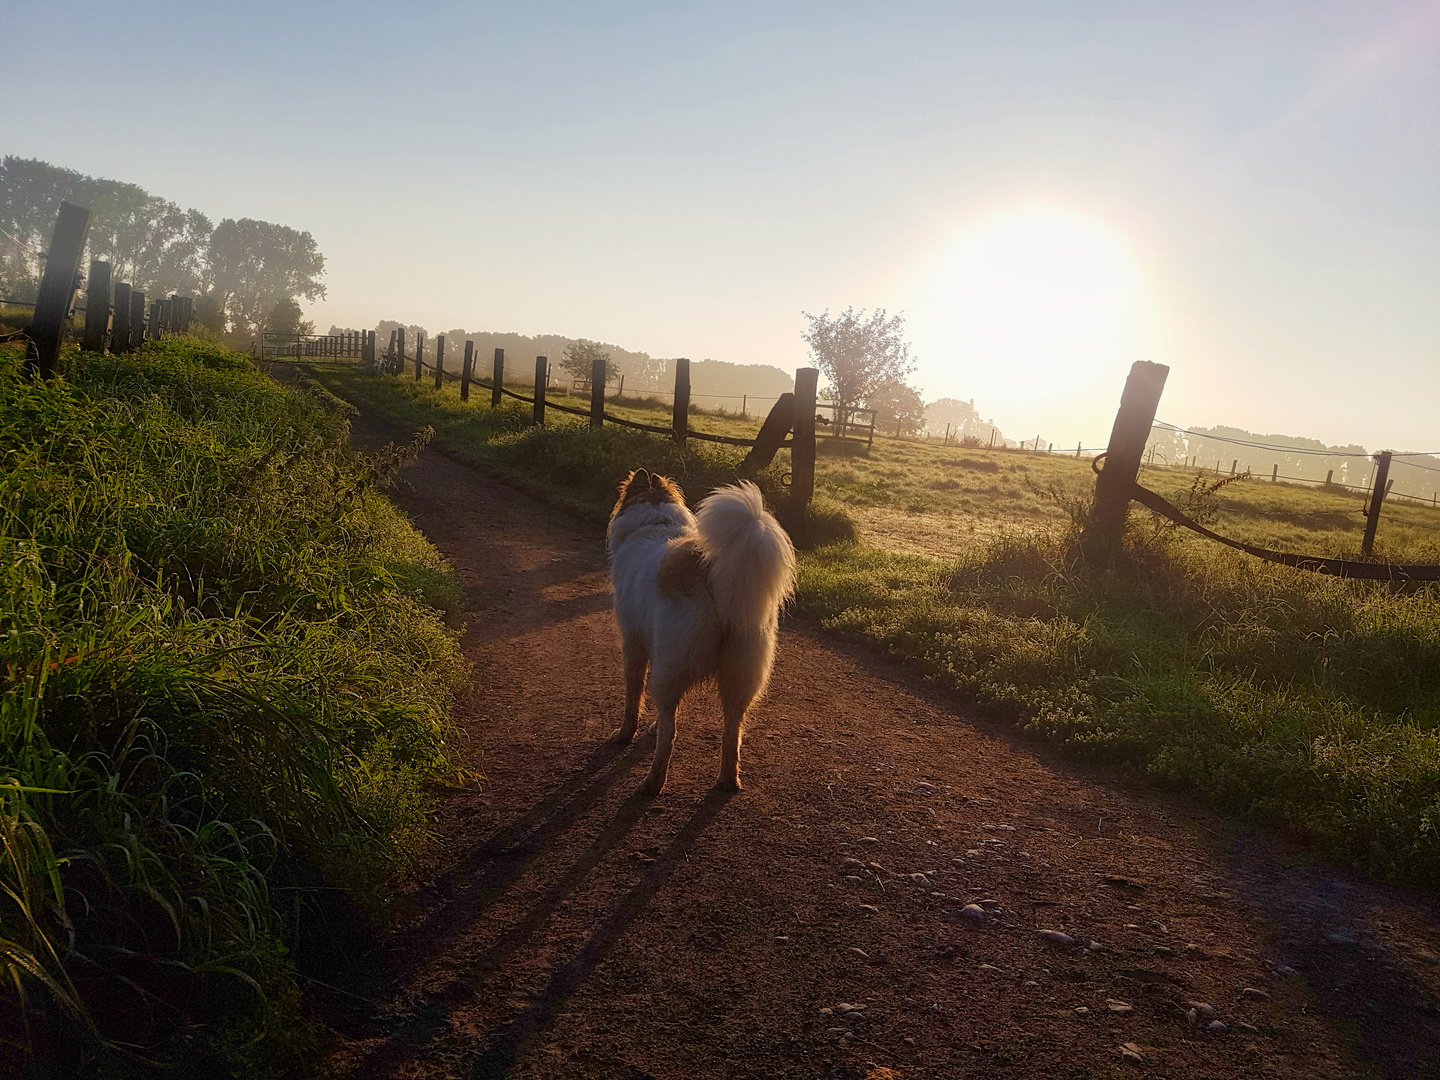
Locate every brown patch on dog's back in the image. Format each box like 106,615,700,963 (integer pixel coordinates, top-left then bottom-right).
656,537,707,598
611,468,686,523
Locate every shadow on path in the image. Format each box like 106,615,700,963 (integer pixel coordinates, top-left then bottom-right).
468,787,737,1079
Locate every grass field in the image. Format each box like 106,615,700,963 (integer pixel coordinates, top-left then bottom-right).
1,341,464,1073
305,359,1440,888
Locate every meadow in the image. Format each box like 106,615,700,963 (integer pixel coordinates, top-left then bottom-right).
306,358,1440,888
1,340,464,1074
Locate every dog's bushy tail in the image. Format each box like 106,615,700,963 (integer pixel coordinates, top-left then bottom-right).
695,481,797,632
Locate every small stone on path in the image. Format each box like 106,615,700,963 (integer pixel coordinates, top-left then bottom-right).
1038,929,1075,947
1207,1020,1229,1034
850,947,870,959
1241,987,1270,1000
858,904,879,914
1106,999,1134,1014
959,904,988,922
1075,1007,1090,1016
859,837,880,845
1120,1042,1144,1062
845,875,862,884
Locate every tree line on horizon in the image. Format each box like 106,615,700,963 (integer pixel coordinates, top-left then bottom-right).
0,156,325,342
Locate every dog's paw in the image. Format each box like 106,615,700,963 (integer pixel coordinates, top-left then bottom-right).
639,773,666,797
715,774,743,792
606,726,636,746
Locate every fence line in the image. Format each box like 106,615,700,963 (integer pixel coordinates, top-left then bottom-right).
1085,361,1440,579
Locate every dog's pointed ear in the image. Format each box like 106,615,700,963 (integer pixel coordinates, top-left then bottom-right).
649,472,663,489
626,468,650,492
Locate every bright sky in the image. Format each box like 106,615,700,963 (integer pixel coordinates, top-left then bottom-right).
9,2,1440,450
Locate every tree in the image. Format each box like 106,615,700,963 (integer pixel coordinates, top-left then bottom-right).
266,297,313,337
206,217,326,340
867,378,926,436
800,307,916,415
0,156,213,299
561,339,619,387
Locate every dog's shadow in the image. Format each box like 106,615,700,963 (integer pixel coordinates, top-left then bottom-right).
339,734,734,1079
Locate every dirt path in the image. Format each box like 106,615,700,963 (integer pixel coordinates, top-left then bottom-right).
316,415,1440,1080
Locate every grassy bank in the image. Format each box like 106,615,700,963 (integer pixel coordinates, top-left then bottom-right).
1,340,464,1074
306,359,1440,886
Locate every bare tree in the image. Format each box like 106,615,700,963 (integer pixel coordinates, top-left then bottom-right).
800,307,916,414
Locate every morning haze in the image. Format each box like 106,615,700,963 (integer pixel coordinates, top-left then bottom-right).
7,1,1437,453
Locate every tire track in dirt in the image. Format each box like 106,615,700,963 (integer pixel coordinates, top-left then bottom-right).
317,413,1440,1079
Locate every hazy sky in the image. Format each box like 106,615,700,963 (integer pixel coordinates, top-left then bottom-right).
9,2,1439,451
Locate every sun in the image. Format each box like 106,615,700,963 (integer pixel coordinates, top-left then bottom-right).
909,209,1137,410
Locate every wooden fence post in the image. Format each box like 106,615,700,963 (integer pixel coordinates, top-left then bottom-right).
27,201,92,377
1081,360,1170,559
792,367,818,537
492,348,504,406
82,259,112,353
590,352,606,429
1362,451,1392,556
738,393,796,478
672,357,690,444
1272,464,1278,483
111,282,132,354
129,291,146,351
460,340,474,401
533,356,547,425
147,301,163,340
434,334,445,389
1231,459,1238,476
1325,469,1334,487
396,327,406,375
414,331,424,381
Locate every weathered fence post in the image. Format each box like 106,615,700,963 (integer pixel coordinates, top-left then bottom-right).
1362,451,1392,556
434,334,445,389
111,283,133,353
1081,360,1170,559
792,367,818,537
460,340,474,401
533,356,547,425
738,393,796,478
26,201,92,377
81,259,112,353
129,291,146,350
590,352,606,429
672,357,690,444
147,301,163,340
492,348,504,407
414,331,424,380
1272,464,1278,483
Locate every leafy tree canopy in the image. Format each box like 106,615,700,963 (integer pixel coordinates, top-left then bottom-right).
801,306,915,412
561,338,619,386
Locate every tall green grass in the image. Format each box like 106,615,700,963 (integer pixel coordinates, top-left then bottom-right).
1,339,464,1074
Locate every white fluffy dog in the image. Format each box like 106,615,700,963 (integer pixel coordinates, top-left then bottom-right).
606,470,796,795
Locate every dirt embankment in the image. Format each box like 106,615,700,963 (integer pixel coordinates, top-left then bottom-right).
317,417,1440,1079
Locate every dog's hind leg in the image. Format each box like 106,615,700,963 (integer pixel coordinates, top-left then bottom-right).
715,631,775,791
609,641,648,744
640,696,678,796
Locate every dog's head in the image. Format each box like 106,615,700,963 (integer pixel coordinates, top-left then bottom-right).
611,468,685,523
